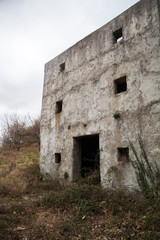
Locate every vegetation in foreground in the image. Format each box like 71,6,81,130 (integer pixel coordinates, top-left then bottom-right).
0,145,160,240
130,137,160,198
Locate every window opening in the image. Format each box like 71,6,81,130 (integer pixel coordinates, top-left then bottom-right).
55,153,61,163
114,76,127,94
117,148,129,162
113,28,123,43
55,100,62,114
60,62,65,72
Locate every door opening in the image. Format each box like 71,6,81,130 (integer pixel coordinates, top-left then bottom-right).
73,134,100,182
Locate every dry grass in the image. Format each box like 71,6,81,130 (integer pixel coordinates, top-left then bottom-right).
0,145,160,240
0,144,41,196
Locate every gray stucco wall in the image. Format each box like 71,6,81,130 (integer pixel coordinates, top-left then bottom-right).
40,0,160,190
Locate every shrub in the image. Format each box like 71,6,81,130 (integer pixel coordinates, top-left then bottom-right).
130,137,160,198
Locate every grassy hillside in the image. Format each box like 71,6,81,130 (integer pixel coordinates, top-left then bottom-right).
0,145,160,240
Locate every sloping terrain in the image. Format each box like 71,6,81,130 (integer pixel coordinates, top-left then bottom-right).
0,145,160,240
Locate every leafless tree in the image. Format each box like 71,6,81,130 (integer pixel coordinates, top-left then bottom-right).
1,113,26,151
26,116,40,149
1,113,40,151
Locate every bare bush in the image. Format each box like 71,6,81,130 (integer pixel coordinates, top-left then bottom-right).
1,113,40,151
1,113,26,151
26,116,40,149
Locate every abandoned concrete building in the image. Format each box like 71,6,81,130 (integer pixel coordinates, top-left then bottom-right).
40,0,160,190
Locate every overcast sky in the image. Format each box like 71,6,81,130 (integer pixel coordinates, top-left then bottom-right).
0,0,139,119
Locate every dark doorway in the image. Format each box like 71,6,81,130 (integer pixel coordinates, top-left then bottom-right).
73,134,100,182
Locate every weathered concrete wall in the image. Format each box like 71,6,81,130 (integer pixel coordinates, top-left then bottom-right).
40,0,160,190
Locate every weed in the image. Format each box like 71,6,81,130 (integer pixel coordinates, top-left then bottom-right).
130,137,160,198
78,169,100,185
64,171,68,179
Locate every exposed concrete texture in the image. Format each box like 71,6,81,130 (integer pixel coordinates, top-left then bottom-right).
40,0,160,190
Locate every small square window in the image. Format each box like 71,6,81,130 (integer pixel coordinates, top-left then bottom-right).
55,153,61,163
60,62,65,72
117,148,129,162
114,76,127,94
55,100,62,114
113,28,123,43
